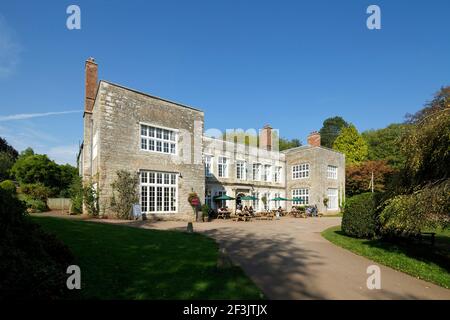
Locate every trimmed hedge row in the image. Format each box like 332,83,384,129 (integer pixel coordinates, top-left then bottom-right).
342,192,379,238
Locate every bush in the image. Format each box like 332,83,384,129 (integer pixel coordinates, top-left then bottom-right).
110,170,139,219
83,180,100,217
18,194,48,213
379,180,450,236
20,183,53,201
341,193,379,238
0,179,16,194
69,175,83,214
0,188,75,299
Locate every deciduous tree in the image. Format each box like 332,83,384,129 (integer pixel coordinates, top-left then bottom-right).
333,125,368,165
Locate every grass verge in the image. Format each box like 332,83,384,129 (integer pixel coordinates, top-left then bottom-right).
322,226,450,289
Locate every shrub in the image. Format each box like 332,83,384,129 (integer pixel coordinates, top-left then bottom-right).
201,204,210,221
69,175,83,214
379,180,450,236
18,194,48,213
0,179,16,194
20,183,53,201
341,192,379,238
83,180,100,216
110,170,139,219
0,188,75,299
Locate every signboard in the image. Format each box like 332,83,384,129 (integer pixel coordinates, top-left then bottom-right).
132,203,142,219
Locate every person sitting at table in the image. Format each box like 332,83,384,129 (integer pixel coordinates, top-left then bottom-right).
248,206,254,214
243,206,249,213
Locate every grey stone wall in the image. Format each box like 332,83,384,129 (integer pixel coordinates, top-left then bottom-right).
88,81,205,220
284,146,345,214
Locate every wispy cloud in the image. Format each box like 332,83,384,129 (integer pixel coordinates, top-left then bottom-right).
0,110,82,122
47,145,79,165
0,15,21,78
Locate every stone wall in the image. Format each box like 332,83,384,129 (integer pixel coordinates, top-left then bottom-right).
90,81,205,220
285,146,345,214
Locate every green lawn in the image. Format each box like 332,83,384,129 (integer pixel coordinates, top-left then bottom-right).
322,226,450,289
32,216,263,299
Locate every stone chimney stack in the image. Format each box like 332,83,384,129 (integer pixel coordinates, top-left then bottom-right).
84,57,98,113
307,131,321,147
260,124,273,151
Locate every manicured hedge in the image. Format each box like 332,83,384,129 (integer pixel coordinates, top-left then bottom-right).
342,192,379,238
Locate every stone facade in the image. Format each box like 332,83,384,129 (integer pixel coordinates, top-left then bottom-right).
79,58,345,220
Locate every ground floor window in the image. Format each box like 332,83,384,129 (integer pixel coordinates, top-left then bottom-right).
205,190,212,208
252,192,259,211
327,188,338,210
274,192,281,209
140,171,177,213
292,188,309,205
215,190,226,209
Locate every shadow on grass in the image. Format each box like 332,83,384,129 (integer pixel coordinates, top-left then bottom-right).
31,216,263,300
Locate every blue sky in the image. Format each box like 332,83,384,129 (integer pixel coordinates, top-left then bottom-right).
0,0,449,165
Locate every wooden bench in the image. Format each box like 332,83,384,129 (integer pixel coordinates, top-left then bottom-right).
419,232,436,245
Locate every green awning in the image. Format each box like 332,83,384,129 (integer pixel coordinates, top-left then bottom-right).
271,197,290,201
240,195,258,201
214,195,235,200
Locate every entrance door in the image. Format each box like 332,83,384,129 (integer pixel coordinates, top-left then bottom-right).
327,188,338,210
236,193,245,210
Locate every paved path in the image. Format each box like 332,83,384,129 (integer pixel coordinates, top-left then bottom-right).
37,213,450,299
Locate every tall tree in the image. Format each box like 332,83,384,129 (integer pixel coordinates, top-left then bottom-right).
362,123,408,169
0,137,19,159
319,116,349,148
346,160,394,196
333,125,368,165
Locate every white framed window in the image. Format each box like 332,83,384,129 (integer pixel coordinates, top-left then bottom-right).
292,163,309,179
140,124,176,155
140,171,177,213
252,192,259,211
215,190,226,208
92,130,99,160
252,163,261,181
274,192,281,209
292,188,309,205
218,156,228,178
262,165,271,182
236,160,246,180
205,190,212,209
274,166,282,183
263,192,270,210
205,155,213,177
327,188,338,210
327,165,338,180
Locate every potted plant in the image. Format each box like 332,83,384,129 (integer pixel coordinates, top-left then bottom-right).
201,204,210,222
323,197,329,210
188,192,201,222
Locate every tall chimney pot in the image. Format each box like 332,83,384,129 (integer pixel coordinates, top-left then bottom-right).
85,57,98,113
307,131,321,147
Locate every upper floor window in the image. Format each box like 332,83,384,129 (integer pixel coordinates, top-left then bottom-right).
236,160,246,180
262,165,271,182
218,156,228,178
205,155,213,177
140,124,176,155
327,165,338,180
252,163,261,181
274,166,282,183
292,163,309,179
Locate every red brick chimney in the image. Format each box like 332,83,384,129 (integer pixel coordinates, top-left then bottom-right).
84,57,98,113
307,131,321,147
260,124,273,151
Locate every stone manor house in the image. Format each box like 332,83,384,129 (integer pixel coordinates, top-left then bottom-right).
78,58,345,220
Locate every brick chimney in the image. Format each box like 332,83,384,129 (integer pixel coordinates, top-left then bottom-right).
307,131,321,147
260,124,273,151
84,57,98,113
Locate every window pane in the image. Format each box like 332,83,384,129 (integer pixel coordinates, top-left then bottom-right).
149,127,155,137
141,126,147,136
141,138,147,150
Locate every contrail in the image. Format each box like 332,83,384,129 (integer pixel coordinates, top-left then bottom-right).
0,110,82,121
